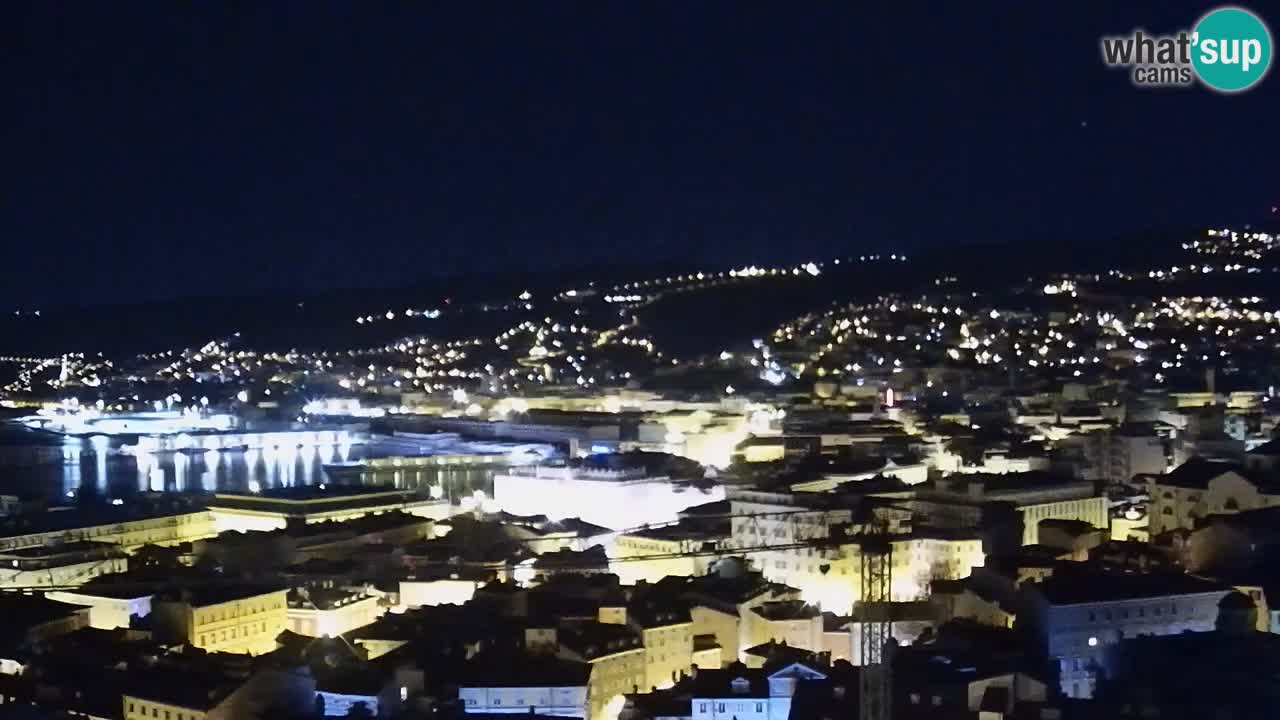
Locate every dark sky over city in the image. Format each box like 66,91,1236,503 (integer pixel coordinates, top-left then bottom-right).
3,2,1278,307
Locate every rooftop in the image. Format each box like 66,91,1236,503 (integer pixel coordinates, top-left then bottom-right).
459,652,592,688
0,540,120,557
933,470,1088,496
751,600,823,622
1034,570,1226,606
1202,504,1280,530
154,584,288,607
123,668,243,711
1152,457,1276,491
690,668,770,699
626,518,728,543
0,500,207,540
558,621,643,660
0,595,89,633
207,485,437,515
1037,518,1099,536
288,586,374,610
629,604,692,629
679,499,730,517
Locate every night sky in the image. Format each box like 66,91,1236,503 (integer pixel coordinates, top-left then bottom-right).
3,2,1277,307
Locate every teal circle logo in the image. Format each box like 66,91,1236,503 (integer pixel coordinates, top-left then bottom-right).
1192,6,1272,92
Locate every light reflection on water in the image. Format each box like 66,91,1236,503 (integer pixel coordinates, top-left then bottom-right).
53,439,362,497
4,437,498,503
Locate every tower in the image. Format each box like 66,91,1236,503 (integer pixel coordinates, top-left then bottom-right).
858,531,892,720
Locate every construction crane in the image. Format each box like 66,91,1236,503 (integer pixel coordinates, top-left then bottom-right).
857,505,893,720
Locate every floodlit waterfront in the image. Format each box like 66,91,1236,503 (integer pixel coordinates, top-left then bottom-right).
0,426,550,503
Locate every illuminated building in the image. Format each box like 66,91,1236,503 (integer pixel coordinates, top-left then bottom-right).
929,578,1016,629
931,444,1052,476
741,529,983,614
845,601,935,665
459,652,592,718
152,586,288,655
1091,424,1168,483
920,472,1108,545
492,466,724,531
0,541,127,589
124,691,231,720
355,450,528,490
736,437,788,464
131,426,362,454
889,531,986,599
689,603,750,665
46,585,152,630
394,571,486,609
728,489,859,612
493,513,615,555
787,458,929,491
205,485,449,533
691,634,723,670
1023,571,1228,698
19,409,237,436
424,400,769,469
194,510,435,572
611,520,727,584
121,669,250,720
729,490,981,612
689,662,832,720
0,503,215,554
1145,458,1280,538
629,607,694,692
743,601,824,652
557,622,646,720
286,587,383,637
